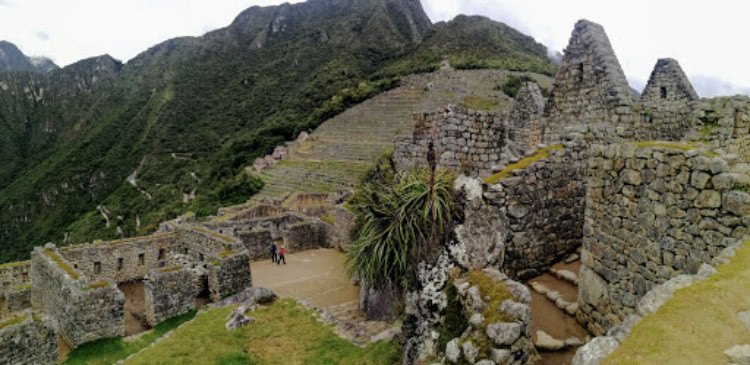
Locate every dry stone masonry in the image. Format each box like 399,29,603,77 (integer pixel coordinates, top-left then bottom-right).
579,143,750,335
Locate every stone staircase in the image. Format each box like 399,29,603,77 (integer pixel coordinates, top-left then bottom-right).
528,248,590,365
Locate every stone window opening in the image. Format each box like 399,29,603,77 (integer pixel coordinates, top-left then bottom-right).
138,253,145,265
577,63,584,82
74,264,78,269
117,258,123,271
660,86,667,99
22,273,29,282
182,247,189,255
158,249,165,260
94,261,101,274
199,253,205,262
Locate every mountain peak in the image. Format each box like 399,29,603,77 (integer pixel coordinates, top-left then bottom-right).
0,40,59,73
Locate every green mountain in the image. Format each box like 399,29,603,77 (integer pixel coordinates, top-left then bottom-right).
0,41,59,73
0,0,555,263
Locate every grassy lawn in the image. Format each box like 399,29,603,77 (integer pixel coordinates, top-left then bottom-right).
64,310,197,365
125,299,401,365
604,242,750,365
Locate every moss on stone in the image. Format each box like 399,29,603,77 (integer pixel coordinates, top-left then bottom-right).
633,141,697,152
320,214,335,225
0,260,30,270
12,284,31,291
87,281,110,289
218,249,234,258
484,145,564,184
44,249,79,280
0,314,27,330
461,270,516,359
193,226,234,243
159,265,183,274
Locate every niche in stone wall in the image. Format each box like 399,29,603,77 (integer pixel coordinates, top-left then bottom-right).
199,253,205,262
661,86,667,99
117,258,123,271
138,253,145,265
94,261,101,274
158,249,165,260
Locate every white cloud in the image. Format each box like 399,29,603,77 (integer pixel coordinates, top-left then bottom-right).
0,0,747,98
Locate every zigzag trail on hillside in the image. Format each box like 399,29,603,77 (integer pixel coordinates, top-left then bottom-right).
216,69,552,220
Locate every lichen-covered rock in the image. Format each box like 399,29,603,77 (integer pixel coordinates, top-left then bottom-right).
499,300,530,322
571,336,620,365
486,322,521,346
462,340,480,364
724,345,750,365
445,338,461,363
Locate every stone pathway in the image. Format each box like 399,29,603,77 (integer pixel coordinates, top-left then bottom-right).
529,250,590,365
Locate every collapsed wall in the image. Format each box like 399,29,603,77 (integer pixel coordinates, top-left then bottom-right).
579,143,750,335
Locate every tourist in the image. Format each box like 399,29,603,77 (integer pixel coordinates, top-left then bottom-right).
270,242,277,263
278,245,286,265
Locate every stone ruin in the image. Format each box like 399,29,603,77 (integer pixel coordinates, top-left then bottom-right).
0,190,346,363
396,18,750,364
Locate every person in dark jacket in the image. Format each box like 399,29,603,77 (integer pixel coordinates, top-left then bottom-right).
270,242,277,263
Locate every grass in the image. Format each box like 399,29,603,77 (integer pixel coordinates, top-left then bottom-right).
0,314,27,330
44,249,80,280
483,145,564,184
125,299,400,365
64,309,197,365
462,95,500,111
604,242,750,365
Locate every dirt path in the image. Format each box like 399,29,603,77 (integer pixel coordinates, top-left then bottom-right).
252,248,359,309
119,281,151,336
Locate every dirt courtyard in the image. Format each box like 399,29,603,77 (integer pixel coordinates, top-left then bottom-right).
251,248,360,310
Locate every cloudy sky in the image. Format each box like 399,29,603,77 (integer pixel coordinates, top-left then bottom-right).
1,0,748,97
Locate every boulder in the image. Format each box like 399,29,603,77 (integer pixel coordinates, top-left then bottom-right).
725,345,750,365
499,300,530,322
445,338,461,363
225,307,255,331
462,340,480,364
491,348,512,365
486,322,522,346
253,287,278,304
571,336,619,365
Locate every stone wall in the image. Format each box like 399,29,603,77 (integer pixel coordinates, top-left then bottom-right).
483,139,589,278
641,58,698,104
507,82,545,155
58,233,178,283
0,312,58,365
208,251,252,301
30,246,124,347
144,266,196,326
0,261,31,318
394,105,506,177
579,142,750,335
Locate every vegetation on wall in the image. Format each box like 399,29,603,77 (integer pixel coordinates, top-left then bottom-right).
347,144,458,289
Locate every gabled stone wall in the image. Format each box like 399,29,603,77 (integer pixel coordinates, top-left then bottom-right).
579,143,750,335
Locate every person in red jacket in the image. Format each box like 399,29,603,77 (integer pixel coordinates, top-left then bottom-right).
278,245,286,265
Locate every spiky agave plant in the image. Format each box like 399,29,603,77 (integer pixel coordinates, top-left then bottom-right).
347,161,456,290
